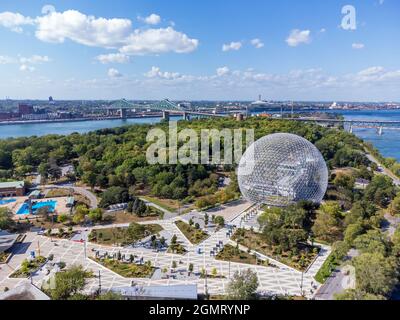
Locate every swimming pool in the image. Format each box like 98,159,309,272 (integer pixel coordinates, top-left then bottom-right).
0,198,16,205
17,200,58,215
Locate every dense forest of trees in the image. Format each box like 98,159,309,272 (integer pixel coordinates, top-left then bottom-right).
0,118,372,203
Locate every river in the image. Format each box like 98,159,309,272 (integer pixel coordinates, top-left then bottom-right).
0,110,399,161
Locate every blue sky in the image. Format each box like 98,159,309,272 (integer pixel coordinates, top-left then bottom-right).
0,0,399,101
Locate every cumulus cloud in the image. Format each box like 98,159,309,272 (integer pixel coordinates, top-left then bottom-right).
352,43,365,49
0,12,34,33
20,64,35,72
108,68,122,78
120,27,199,55
144,66,181,80
95,53,130,64
0,9,199,56
250,38,264,49
216,66,230,76
286,29,311,47
19,55,50,64
35,10,132,47
222,41,242,52
0,55,15,64
139,13,161,25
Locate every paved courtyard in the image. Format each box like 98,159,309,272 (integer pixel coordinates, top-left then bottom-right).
0,201,330,299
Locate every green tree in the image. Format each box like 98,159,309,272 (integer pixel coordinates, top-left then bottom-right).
364,175,396,207
388,194,400,216
352,252,398,297
88,208,103,222
0,207,13,230
353,230,390,256
50,265,89,300
226,269,259,300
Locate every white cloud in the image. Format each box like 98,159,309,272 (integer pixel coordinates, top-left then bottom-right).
139,14,161,25
319,28,326,33
222,41,242,52
35,10,132,47
95,53,130,64
120,27,199,55
286,29,311,47
19,55,50,64
250,38,264,49
352,43,365,49
216,66,230,76
108,68,122,78
0,55,15,64
144,66,181,80
0,9,199,56
20,64,35,72
0,12,34,33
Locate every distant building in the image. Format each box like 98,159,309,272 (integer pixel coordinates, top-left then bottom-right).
0,112,13,120
0,181,25,197
18,103,34,115
21,113,49,120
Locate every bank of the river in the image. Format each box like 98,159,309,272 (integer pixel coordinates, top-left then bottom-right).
0,109,399,162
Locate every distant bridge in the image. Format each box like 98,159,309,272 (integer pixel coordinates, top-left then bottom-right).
106,99,231,120
108,99,184,111
281,117,400,135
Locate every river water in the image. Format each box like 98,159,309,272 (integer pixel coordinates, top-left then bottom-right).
0,110,399,161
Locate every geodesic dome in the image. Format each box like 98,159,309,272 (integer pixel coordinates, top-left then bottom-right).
237,133,328,206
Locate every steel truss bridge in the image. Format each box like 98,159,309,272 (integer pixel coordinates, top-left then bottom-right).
108,99,184,111
282,117,400,135
106,99,230,120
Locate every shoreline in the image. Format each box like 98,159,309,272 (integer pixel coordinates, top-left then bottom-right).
0,114,165,126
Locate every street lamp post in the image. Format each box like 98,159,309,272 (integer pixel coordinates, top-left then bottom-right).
300,271,304,297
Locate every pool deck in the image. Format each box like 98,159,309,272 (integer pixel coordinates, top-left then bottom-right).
0,196,71,218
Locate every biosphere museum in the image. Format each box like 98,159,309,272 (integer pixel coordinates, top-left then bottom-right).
237,133,328,207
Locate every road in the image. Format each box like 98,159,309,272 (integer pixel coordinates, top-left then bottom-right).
365,152,400,186
314,249,358,300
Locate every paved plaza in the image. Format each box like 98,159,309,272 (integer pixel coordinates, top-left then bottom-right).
0,202,330,299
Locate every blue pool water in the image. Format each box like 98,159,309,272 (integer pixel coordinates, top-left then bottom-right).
0,198,16,205
17,200,57,215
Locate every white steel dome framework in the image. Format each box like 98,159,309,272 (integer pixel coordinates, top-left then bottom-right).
237,133,328,207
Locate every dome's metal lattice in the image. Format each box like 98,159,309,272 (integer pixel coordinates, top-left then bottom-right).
238,133,328,206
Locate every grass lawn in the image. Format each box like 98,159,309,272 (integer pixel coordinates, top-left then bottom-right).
216,244,269,267
45,188,72,198
314,252,341,283
10,256,47,278
232,229,319,271
141,196,179,212
104,211,160,224
89,224,163,246
92,257,155,278
175,220,209,245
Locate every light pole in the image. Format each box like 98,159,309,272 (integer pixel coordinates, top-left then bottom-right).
300,271,304,297
98,270,102,294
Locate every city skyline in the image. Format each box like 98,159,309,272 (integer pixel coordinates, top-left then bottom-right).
0,0,399,101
